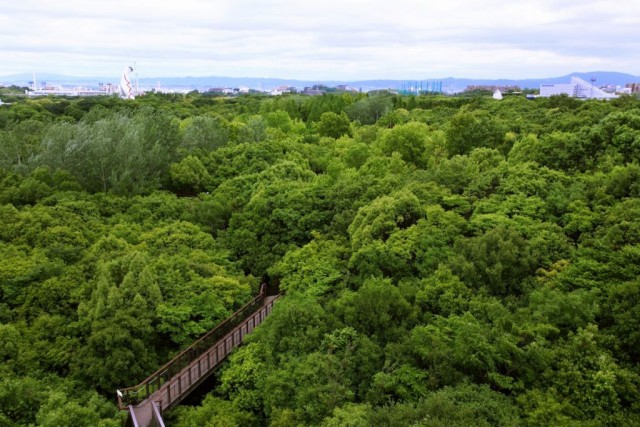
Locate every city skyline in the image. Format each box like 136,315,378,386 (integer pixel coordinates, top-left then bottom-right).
1,0,639,81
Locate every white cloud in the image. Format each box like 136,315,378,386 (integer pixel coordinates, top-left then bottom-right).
1,0,639,79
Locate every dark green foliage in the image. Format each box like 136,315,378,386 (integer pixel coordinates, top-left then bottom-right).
35,108,180,194
180,114,230,154
335,278,414,345
452,225,538,296
345,94,393,125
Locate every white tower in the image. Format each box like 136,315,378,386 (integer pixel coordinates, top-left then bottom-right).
119,66,135,99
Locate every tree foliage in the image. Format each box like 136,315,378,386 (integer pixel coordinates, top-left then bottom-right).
1,91,639,425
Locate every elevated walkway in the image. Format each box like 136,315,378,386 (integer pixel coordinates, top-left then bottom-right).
117,285,279,427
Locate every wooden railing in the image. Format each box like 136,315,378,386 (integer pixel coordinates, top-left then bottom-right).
117,284,268,409
150,401,165,427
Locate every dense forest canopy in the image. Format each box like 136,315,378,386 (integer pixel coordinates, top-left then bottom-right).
1,90,639,426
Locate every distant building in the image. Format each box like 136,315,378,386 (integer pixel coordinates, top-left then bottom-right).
270,85,295,95
302,86,325,96
208,87,235,95
539,76,617,99
625,83,640,93
26,88,114,97
335,84,358,92
23,69,125,98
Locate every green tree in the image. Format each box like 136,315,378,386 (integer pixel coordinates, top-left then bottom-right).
335,278,414,345
378,122,432,168
180,115,230,154
445,110,505,156
317,111,352,139
345,95,393,125
451,225,538,296
169,155,211,195
73,254,161,392
37,108,180,194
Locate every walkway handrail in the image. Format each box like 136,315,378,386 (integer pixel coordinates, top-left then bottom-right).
117,284,267,408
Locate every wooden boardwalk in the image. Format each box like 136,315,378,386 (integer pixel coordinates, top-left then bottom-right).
117,289,279,427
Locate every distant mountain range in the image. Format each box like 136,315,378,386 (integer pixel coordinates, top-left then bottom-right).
2,71,638,93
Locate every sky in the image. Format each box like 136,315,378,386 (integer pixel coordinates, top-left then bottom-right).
1,0,639,81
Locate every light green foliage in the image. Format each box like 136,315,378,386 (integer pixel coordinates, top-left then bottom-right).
0,375,120,427
35,390,120,427
171,395,258,427
561,199,599,242
377,107,410,128
378,121,432,168
381,205,466,279
269,235,349,297
264,352,357,424
592,109,640,163
257,327,382,424
349,189,423,252
366,364,431,405
499,161,569,198
321,403,371,427
264,110,304,140
605,163,640,199
343,141,371,169
217,343,269,414
244,294,331,359
433,153,479,194
169,154,211,194
0,119,47,170
317,111,351,139
416,265,471,317
347,189,426,276
74,254,160,392
445,109,505,156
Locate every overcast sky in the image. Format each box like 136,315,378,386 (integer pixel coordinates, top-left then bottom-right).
1,0,638,80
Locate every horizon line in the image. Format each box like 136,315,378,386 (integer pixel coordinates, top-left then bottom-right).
1,70,639,83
